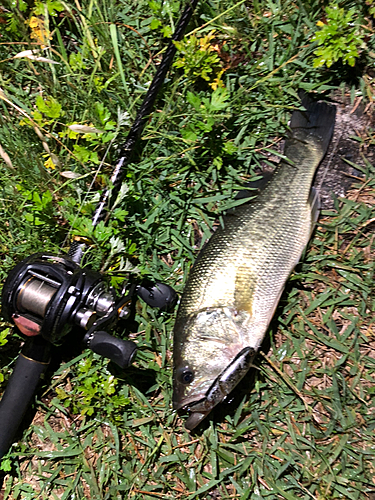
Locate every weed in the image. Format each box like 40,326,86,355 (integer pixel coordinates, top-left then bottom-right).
55,354,131,419
312,2,365,68
174,31,225,88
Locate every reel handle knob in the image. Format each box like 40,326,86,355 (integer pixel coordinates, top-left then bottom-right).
85,331,137,369
136,283,177,312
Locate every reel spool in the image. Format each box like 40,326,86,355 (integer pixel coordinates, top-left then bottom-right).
2,253,107,343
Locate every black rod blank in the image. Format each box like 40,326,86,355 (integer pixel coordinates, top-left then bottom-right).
68,0,198,263
91,0,199,228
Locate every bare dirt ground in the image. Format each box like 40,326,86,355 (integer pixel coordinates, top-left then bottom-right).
315,93,375,209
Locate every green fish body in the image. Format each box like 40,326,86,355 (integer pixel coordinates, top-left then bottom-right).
173,97,336,430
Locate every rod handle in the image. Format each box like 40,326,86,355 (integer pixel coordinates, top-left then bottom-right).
0,337,50,458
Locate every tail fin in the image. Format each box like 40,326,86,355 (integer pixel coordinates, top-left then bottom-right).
288,94,336,156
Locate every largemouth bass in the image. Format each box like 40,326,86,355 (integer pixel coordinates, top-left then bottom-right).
173,97,336,430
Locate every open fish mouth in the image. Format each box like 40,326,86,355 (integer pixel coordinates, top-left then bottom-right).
180,347,256,430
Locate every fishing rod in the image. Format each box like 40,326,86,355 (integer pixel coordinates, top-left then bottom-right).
0,0,199,459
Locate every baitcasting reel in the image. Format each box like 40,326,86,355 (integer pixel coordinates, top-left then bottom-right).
2,253,177,368
0,252,177,457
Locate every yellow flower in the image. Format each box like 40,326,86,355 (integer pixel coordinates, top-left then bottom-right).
210,70,225,90
29,16,52,47
44,156,56,170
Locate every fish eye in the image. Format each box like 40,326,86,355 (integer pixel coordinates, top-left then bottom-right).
178,367,194,385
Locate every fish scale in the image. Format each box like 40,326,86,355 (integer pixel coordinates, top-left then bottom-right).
173,97,336,430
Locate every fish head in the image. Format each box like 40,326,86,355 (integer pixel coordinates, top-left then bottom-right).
173,307,256,430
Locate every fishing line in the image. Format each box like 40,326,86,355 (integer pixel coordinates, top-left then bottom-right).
61,130,117,250
313,103,342,210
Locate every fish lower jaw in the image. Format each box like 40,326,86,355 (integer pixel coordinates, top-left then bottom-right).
176,386,226,431
185,411,211,431
172,392,207,411
176,397,217,431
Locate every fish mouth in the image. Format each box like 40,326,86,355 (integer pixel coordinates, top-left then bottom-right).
178,346,256,430
173,394,205,412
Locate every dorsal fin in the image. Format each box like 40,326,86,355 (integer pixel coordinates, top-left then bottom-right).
235,171,274,201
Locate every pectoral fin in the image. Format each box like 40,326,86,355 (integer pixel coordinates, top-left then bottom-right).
234,264,255,316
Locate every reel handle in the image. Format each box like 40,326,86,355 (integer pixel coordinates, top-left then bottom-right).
0,337,50,458
83,331,137,369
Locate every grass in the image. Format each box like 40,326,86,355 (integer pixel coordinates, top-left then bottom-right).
0,0,374,498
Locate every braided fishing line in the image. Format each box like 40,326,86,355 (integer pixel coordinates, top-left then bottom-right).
61,135,115,250
313,106,342,212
